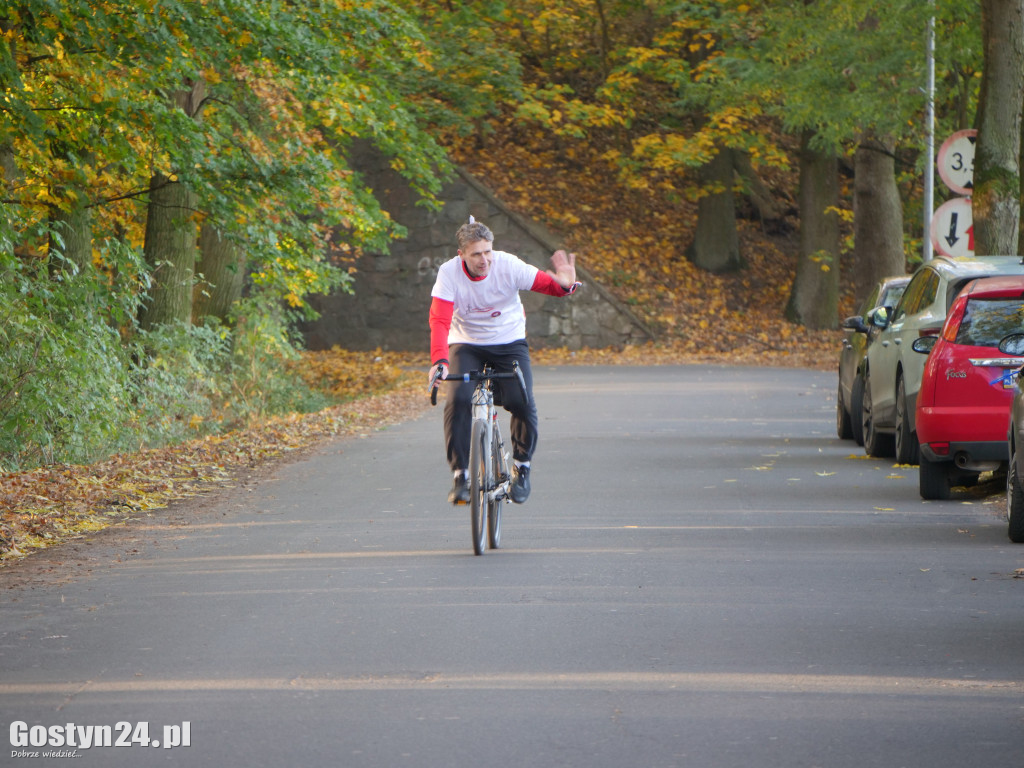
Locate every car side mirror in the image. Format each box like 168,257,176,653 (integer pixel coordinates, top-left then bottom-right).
911,336,938,354
868,306,892,329
843,315,868,333
841,315,869,334
998,332,1024,356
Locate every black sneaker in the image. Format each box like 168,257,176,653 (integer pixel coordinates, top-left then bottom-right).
510,465,530,504
448,473,469,505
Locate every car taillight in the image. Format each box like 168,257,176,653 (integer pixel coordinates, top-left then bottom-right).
929,442,950,456
941,298,968,342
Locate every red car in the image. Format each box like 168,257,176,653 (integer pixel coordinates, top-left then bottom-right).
914,276,1024,500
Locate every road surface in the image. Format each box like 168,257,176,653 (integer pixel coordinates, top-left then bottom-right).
2,365,1022,767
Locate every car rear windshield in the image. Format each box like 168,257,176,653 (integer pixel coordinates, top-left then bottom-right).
955,297,1024,346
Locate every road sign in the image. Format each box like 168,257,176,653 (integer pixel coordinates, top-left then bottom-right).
937,129,976,195
931,196,973,258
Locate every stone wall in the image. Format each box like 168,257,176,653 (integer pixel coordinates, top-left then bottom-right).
301,153,652,353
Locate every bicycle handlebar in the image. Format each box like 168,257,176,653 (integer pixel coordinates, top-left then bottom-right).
429,361,527,406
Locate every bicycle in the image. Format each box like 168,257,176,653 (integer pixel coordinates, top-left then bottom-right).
431,362,527,555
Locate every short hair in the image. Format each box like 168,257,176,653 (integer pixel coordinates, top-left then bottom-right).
456,216,493,250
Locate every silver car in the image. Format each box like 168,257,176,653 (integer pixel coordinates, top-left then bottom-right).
861,255,1024,461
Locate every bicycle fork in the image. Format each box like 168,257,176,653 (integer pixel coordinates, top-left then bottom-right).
490,411,512,502
474,400,511,503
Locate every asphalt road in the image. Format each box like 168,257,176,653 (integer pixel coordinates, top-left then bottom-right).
2,365,1022,768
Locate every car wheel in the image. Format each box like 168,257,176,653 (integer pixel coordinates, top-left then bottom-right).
919,454,952,500
862,369,895,458
850,375,865,446
895,375,920,465
836,383,853,440
1007,449,1024,543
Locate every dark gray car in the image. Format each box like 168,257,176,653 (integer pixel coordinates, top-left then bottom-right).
837,276,910,445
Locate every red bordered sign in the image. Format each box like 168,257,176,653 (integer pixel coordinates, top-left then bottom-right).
937,129,976,196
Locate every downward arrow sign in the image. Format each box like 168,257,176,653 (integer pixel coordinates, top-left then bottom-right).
945,212,960,247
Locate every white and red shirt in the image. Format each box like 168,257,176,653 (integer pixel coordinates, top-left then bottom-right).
429,250,573,364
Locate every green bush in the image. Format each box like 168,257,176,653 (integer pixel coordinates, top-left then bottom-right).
130,320,231,448
221,296,334,424
0,244,140,471
0,241,331,473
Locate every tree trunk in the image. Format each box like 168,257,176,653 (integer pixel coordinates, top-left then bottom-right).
138,172,198,330
49,202,93,272
852,133,905,304
686,145,743,273
1,18,22,250
1,139,21,255
194,223,246,324
974,0,1024,256
732,150,783,224
138,81,206,331
785,131,839,329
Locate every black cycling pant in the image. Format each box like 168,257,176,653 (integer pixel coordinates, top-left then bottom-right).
443,340,537,472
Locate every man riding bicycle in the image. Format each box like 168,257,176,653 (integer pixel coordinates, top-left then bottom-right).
428,216,580,505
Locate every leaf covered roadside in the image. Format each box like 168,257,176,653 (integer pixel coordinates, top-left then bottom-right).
0,354,428,563
0,341,838,564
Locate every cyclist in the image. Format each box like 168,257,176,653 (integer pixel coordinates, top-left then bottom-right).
428,216,580,505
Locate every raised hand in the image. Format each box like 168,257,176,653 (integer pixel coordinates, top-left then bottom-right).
546,249,577,290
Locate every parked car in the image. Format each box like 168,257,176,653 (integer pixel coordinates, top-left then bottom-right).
998,331,1024,542
861,255,1024,462
912,276,1024,500
837,275,910,444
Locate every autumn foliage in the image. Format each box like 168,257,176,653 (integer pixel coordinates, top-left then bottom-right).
444,114,842,366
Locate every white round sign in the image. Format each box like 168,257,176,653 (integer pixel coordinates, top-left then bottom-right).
937,129,976,196
931,197,973,258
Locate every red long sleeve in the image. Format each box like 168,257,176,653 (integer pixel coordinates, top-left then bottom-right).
530,270,577,296
429,296,454,364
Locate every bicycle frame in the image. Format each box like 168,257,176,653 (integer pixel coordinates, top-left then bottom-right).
472,379,511,506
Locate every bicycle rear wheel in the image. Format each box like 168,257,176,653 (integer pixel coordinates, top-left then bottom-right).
469,419,488,555
487,430,502,550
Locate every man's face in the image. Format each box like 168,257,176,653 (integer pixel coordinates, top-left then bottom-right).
459,239,493,278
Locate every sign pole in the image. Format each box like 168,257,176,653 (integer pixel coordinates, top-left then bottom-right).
923,5,935,262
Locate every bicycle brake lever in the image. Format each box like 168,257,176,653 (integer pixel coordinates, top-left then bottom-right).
512,361,528,401
429,368,444,405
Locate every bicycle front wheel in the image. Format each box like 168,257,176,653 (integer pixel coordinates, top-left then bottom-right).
469,419,488,555
487,430,502,550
